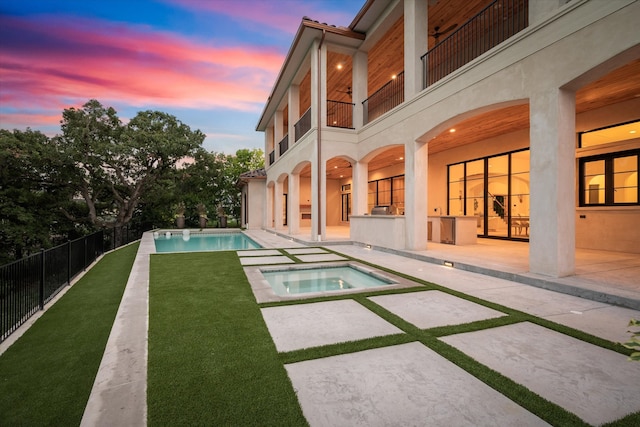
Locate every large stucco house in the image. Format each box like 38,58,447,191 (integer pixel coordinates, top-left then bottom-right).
239,0,640,279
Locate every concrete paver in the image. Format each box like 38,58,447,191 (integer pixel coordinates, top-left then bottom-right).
261,300,403,352
285,342,550,427
369,290,506,329
239,255,294,265
285,248,329,255
442,322,640,426
295,253,348,262
237,249,281,256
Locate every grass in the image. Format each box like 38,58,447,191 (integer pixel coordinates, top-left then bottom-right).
147,251,307,426
0,242,139,426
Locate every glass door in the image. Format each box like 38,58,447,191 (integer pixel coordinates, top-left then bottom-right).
341,193,351,221
487,155,509,237
511,150,530,237
465,160,484,234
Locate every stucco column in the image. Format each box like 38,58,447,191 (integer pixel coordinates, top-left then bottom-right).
310,40,320,129
352,160,369,215
352,51,367,129
529,87,576,277
265,126,274,163
288,173,300,235
310,148,326,240
266,183,274,229
274,179,284,230
405,139,428,250
404,0,428,98
274,110,284,160
288,85,299,142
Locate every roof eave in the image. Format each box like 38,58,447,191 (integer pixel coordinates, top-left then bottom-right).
255,19,365,132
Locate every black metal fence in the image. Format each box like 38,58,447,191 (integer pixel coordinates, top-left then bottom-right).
422,0,528,89
1,225,143,343
363,72,404,125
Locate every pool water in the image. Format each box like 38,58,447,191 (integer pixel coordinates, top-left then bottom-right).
154,232,261,252
262,265,393,296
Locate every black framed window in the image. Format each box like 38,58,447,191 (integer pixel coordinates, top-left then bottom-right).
579,149,639,206
367,174,405,213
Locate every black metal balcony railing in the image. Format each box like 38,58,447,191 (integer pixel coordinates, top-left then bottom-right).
363,72,404,125
294,108,312,142
422,0,528,89
327,100,355,129
268,150,275,165
278,134,289,156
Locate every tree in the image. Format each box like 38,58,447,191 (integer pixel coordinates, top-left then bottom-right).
57,100,204,242
0,129,77,263
221,148,264,220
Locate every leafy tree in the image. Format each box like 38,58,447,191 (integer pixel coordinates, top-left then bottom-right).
57,100,204,243
0,129,77,263
219,148,264,221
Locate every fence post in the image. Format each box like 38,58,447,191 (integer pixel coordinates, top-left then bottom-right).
67,240,71,286
39,249,45,310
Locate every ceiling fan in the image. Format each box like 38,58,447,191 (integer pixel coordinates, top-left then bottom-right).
430,23,458,43
337,86,352,98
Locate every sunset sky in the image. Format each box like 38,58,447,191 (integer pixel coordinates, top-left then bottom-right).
0,0,364,153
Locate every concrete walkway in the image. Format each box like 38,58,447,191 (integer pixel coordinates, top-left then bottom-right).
79,229,640,426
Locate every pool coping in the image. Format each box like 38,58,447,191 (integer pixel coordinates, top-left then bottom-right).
243,261,421,303
151,228,262,254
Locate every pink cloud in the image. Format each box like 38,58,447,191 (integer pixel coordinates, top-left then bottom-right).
0,14,285,131
163,0,356,34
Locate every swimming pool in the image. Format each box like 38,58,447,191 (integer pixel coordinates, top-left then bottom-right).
261,264,394,296
154,231,261,252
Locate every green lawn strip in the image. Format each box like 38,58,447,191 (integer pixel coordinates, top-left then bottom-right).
602,412,640,427
276,248,302,263
0,243,139,426
258,285,429,309
280,334,415,365
147,251,307,427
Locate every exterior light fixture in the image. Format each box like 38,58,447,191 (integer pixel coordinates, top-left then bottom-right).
391,74,397,80
443,261,454,267
337,63,343,70
449,128,456,133
365,244,372,249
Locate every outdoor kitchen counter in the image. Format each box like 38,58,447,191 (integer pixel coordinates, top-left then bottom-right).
350,215,406,250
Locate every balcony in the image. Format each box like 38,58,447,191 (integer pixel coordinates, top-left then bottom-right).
278,134,289,156
422,0,528,89
363,72,404,125
294,108,312,142
327,100,354,129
